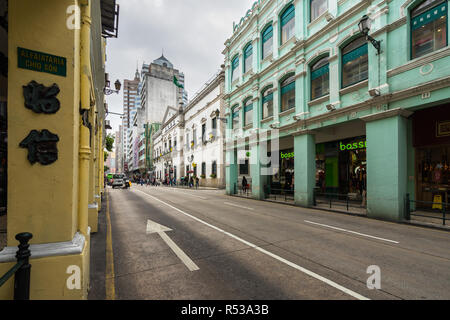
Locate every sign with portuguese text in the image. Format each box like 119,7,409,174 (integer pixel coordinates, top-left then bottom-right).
18,47,67,77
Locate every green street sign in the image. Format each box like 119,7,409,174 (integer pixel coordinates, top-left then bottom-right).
18,47,67,77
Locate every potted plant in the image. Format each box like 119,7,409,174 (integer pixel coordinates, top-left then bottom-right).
210,174,217,179
200,174,206,179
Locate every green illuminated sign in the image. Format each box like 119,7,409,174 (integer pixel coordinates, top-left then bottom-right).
18,47,67,77
339,140,367,151
281,151,294,159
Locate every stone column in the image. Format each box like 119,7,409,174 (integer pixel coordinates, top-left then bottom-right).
362,108,412,221
294,131,316,207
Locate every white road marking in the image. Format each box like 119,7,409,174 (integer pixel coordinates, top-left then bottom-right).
145,186,208,200
304,220,399,244
134,189,369,300
223,202,254,211
146,219,199,272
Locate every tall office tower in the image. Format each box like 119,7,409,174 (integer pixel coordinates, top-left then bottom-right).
121,69,140,173
140,55,186,125
115,127,122,173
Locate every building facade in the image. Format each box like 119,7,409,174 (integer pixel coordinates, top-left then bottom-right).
0,0,119,299
121,71,140,173
153,69,227,188
223,0,449,222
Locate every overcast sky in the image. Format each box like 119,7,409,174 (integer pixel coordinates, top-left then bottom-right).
105,0,255,133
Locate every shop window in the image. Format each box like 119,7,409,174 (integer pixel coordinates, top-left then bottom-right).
231,55,240,83
342,36,368,88
280,4,295,45
262,24,273,60
202,123,206,144
280,74,296,112
244,43,253,74
193,128,197,147
310,56,329,100
411,0,447,59
212,161,217,175
240,159,249,175
262,86,274,119
232,106,240,129
202,162,206,176
310,0,328,22
244,98,253,126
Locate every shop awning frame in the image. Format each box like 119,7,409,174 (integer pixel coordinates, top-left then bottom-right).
101,0,120,38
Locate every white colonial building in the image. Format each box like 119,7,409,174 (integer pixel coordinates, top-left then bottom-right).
153,68,226,188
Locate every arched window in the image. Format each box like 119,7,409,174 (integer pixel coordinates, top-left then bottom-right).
280,4,295,44
244,43,253,74
232,106,240,129
280,74,296,112
310,0,328,22
411,0,447,59
262,86,274,119
311,57,329,100
231,56,240,83
244,98,253,126
342,36,368,88
262,24,273,60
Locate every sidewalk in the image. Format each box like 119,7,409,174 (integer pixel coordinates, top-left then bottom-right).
231,193,450,232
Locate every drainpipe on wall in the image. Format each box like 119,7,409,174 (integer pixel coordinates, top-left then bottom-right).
78,0,92,236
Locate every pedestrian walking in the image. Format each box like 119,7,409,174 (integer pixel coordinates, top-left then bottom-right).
195,176,199,189
242,176,248,194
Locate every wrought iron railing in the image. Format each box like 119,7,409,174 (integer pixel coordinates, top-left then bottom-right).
264,186,294,202
0,233,32,300
313,190,367,212
405,194,447,226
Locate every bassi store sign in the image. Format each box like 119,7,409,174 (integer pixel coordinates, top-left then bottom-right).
339,140,367,151
280,151,294,159
233,0,263,34
18,47,67,77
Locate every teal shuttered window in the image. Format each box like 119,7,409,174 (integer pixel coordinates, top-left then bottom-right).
232,106,240,129
411,0,447,59
311,57,329,100
262,25,273,60
244,43,253,74
281,5,295,44
262,87,273,119
244,99,253,126
280,75,295,112
231,56,240,83
342,37,368,88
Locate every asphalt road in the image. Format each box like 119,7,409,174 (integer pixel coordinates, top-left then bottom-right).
90,185,450,300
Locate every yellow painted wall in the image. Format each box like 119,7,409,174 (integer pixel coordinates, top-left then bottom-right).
7,0,80,245
0,237,90,300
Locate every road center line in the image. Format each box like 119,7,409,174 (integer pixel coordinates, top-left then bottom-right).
224,202,254,210
134,189,369,300
304,220,399,244
146,187,207,200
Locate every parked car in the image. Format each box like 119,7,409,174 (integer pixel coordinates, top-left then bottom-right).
112,174,125,189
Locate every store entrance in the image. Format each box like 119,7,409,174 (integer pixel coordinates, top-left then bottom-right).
413,104,450,212
0,0,7,250
315,136,367,206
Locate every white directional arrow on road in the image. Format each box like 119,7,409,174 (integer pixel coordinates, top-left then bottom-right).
146,219,200,272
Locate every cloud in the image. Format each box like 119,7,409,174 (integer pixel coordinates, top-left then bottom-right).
105,0,255,132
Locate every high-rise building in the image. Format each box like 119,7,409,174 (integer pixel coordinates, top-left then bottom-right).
121,70,140,173
127,54,186,176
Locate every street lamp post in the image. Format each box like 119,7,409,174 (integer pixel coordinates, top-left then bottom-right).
358,15,381,54
104,79,122,95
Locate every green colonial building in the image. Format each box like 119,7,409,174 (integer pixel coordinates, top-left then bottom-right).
223,0,449,222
